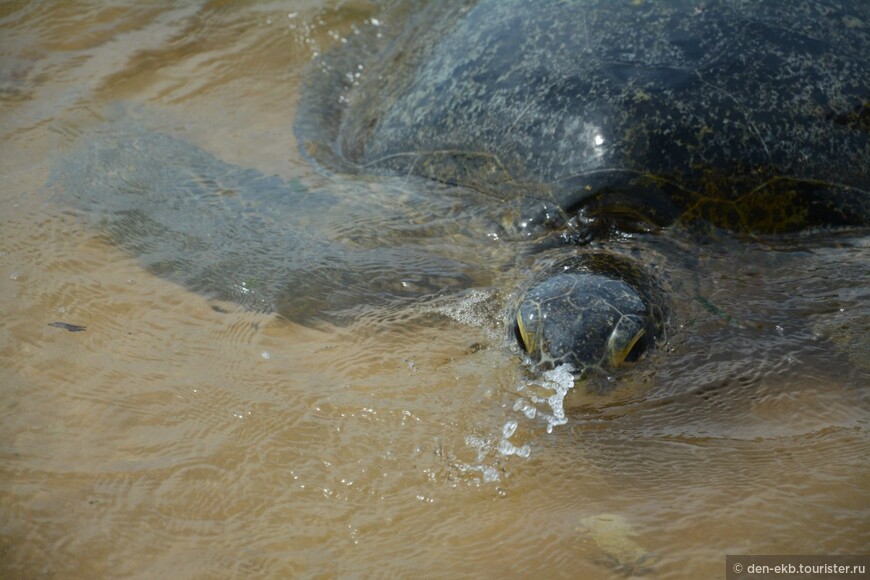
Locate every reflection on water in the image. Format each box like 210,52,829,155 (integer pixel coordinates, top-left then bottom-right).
1,2,868,578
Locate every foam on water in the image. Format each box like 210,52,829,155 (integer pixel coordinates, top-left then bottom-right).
459,435,502,483
423,288,499,333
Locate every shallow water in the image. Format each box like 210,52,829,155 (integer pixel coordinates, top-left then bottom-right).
1,2,868,578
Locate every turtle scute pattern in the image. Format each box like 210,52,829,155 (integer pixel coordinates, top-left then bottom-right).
324,0,870,235
513,253,668,374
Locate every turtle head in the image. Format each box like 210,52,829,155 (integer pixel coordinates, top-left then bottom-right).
512,253,666,379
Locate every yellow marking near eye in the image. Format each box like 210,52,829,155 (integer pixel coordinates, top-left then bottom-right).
609,328,646,368
516,310,536,354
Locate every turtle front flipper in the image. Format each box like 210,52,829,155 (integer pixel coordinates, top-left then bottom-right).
50,123,479,326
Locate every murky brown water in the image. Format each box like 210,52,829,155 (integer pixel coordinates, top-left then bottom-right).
1,2,868,578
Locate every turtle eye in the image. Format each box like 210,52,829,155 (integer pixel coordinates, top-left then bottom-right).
606,315,648,367
515,308,536,355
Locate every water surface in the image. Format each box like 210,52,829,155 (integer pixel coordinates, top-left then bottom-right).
1,2,868,578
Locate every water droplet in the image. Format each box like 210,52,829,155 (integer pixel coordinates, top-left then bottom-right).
482,466,500,482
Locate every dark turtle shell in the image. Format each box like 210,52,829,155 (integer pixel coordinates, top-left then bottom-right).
315,0,869,235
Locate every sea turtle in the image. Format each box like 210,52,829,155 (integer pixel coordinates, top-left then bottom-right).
53,0,869,383
295,0,869,376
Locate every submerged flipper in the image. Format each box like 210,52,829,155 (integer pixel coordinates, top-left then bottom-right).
50,123,476,325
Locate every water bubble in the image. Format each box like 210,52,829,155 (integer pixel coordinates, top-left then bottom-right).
543,365,575,429
481,466,500,482
502,420,518,439
498,439,531,458
515,364,575,434
512,398,537,419
464,435,492,460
